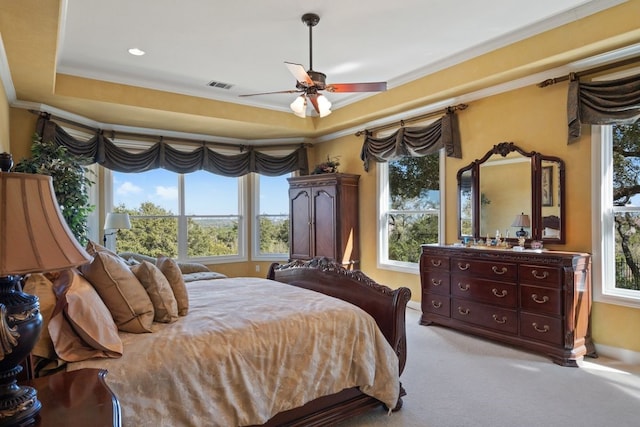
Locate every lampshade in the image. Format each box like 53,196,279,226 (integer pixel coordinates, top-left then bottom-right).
0,172,92,276
104,212,132,230
290,95,307,118
511,213,531,228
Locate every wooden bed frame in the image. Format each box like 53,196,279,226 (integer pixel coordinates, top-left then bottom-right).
263,258,411,427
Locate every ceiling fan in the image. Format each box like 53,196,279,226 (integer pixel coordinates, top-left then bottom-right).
240,12,387,118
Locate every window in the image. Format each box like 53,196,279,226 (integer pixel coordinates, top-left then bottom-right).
252,173,290,260
594,122,640,307
378,152,444,272
109,168,247,263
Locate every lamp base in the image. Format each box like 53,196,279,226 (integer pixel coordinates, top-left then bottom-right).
0,276,42,426
515,227,528,238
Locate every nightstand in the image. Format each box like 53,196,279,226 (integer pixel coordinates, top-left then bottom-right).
24,368,120,427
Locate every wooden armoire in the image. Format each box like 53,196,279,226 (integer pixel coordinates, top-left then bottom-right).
288,173,359,267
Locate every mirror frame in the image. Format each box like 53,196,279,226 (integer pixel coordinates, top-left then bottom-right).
457,141,565,244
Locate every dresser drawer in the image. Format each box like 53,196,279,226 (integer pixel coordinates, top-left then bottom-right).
451,298,518,334
421,270,450,295
451,275,517,308
422,293,451,318
421,254,450,271
520,312,563,346
451,258,517,281
520,285,562,316
519,265,561,288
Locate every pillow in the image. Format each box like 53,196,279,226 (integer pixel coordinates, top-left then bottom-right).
183,271,227,282
23,274,57,360
80,251,154,333
156,255,189,316
131,261,179,323
178,262,211,275
86,240,118,257
48,269,123,362
543,227,560,238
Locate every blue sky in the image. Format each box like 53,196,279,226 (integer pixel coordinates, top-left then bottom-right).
113,170,289,215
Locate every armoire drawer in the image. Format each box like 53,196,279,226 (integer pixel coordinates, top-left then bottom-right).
451,275,517,308
421,270,450,295
451,258,517,281
451,298,518,334
520,312,563,346
520,285,562,316
422,293,451,318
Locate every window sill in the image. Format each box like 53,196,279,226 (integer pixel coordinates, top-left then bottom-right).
377,260,419,275
594,292,640,309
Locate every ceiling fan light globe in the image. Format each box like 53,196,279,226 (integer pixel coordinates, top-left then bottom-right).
290,95,307,117
317,94,332,117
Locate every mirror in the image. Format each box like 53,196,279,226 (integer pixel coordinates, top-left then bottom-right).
457,142,565,244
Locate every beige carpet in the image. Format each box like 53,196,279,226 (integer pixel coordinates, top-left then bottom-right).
339,307,640,427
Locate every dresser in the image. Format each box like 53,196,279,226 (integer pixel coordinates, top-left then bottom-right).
420,245,593,366
288,173,359,267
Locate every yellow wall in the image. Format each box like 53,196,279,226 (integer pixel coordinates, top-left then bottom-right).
0,75,9,153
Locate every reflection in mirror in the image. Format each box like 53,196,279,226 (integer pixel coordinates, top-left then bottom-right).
541,159,562,240
479,153,532,239
460,169,473,237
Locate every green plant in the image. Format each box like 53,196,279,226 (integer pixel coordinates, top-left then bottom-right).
14,134,95,245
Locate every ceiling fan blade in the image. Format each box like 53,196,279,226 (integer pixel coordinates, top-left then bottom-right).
285,62,314,86
325,82,387,93
307,92,321,115
239,89,302,97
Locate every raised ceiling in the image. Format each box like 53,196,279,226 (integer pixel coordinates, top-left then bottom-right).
0,0,630,143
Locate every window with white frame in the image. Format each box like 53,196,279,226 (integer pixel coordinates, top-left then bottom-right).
110,168,247,263
252,173,290,260
594,122,640,306
378,151,443,271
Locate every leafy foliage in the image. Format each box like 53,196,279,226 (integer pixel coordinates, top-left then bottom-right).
14,134,94,245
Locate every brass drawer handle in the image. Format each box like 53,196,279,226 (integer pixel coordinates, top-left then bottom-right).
458,307,470,315
492,314,507,324
492,266,507,275
431,300,442,309
532,322,550,333
492,288,507,298
431,259,442,267
531,294,549,304
531,270,549,280
457,262,470,271
431,278,442,286
458,282,470,291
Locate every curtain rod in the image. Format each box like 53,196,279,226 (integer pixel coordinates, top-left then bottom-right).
537,55,640,88
30,110,310,151
354,103,468,137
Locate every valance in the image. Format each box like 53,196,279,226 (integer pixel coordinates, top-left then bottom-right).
359,110,461,171
36,115,308,176
567,72,640,143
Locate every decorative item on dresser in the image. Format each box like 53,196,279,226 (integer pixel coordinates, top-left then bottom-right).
288,173,359,267
420,245,594,366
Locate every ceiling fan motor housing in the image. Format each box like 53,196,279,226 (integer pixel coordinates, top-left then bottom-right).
296,70,326,90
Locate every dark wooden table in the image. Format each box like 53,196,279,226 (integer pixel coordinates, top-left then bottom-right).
23,368,120,427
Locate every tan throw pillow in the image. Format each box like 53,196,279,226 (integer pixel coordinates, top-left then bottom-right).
85,240,118,257
81,251,154,333
156,255,189,316
23,273,57,360
48,269,123,362
131,261,179,323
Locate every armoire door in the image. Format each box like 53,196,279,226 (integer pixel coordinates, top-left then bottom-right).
312,185,337,259
289,187,312,259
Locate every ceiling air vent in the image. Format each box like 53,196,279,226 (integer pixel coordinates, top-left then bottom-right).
207,80,233,90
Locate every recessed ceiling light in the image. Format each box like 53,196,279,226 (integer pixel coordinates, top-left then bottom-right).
128,48,146,56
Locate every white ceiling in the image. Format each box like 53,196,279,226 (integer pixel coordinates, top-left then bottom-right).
56,0,621,115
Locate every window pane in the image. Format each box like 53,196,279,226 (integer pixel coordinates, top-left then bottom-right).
117,217,178,257
389,155,440,211
387,212,439,263
612,122,640,292
257,174,290,256
188,216,238,257
113,170,178,214
185,171,237,215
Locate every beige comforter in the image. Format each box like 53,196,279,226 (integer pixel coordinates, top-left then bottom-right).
67,277,400,426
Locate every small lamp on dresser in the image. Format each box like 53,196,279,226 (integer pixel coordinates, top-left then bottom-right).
511,213,531,238
0,153,92,426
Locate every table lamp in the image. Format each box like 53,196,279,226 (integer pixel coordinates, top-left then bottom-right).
103,212,131,247
0,153,91,425
511,213,531,238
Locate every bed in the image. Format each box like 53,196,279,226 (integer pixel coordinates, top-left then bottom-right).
29,256,411,426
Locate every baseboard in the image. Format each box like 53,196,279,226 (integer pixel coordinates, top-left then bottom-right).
594,343,640,365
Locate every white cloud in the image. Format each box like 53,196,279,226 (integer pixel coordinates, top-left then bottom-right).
117,181,143,196
155,186,178,200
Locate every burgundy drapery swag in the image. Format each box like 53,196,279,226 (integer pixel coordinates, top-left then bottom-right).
36,115,309,176
567,72,640,143
359,110,462,171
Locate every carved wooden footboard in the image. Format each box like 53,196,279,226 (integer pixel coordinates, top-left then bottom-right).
263,257,411,427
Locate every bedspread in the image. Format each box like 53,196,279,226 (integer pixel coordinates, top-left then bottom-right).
67,277,400,426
